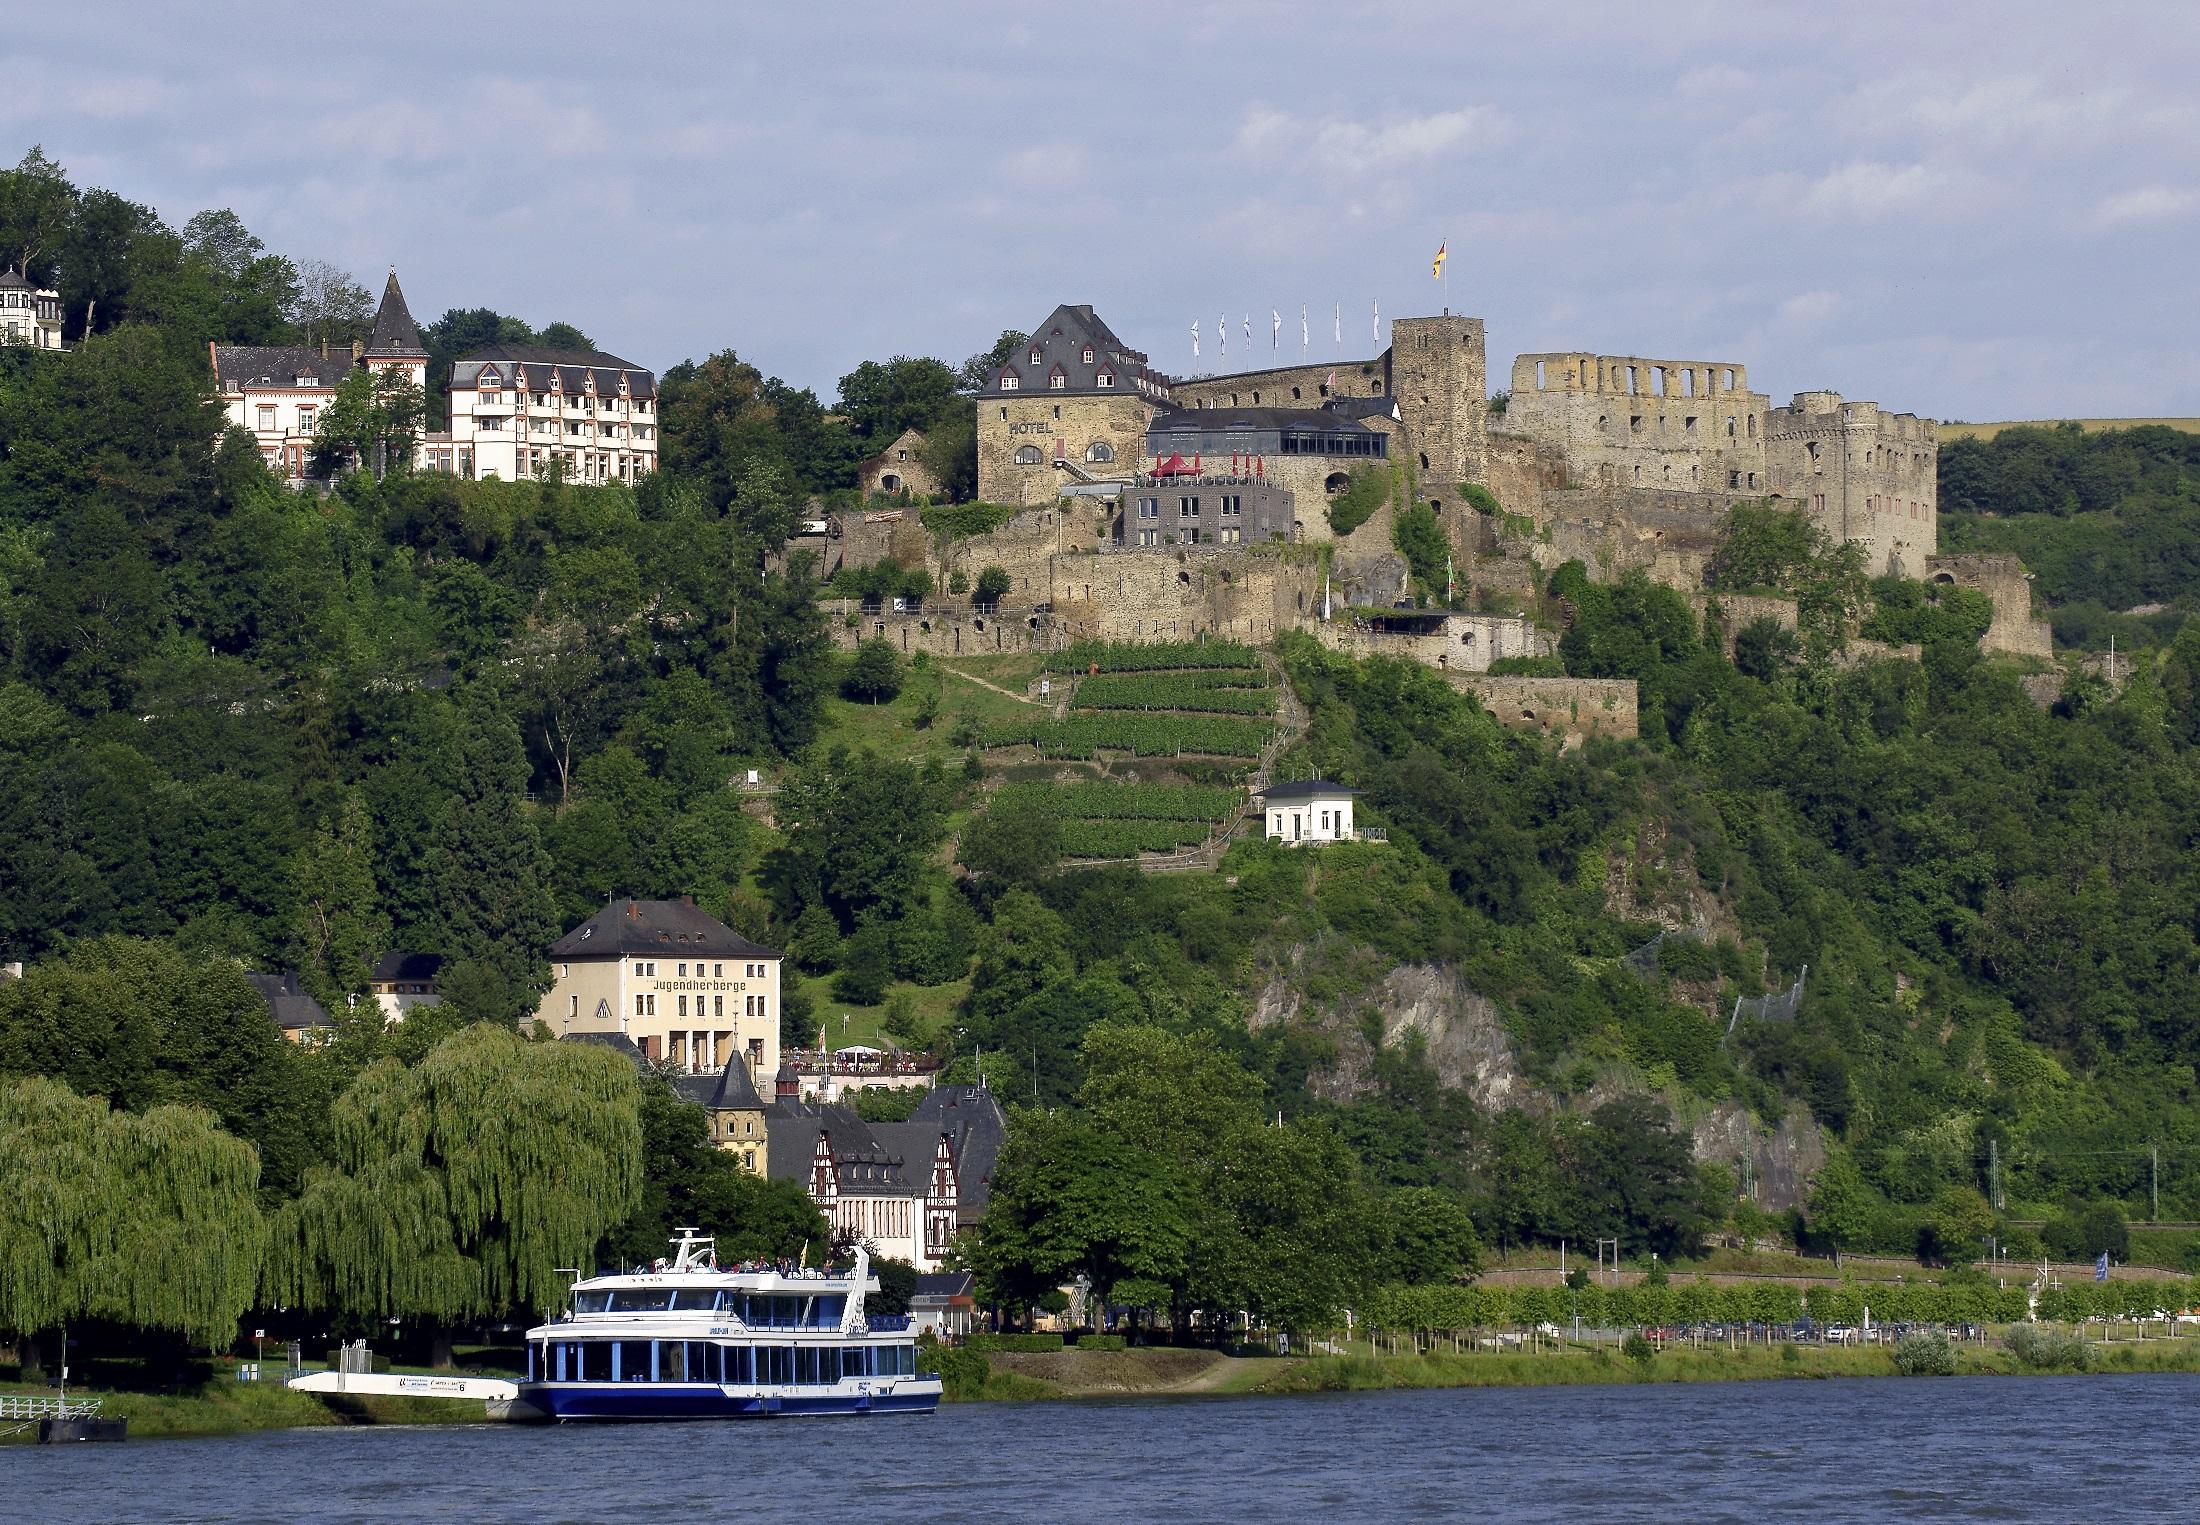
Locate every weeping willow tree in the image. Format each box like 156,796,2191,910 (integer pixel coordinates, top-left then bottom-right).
0,1077,265,1364
266,1025,641,1332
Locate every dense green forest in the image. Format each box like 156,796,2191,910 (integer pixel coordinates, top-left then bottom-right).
1939,423,2200,650
8,148,2200,1365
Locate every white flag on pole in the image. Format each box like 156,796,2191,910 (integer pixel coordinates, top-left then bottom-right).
1272,309,1281,350
1373,298,1380,344
1300,305,1309,351
1333,303,1341,346
1243,313,1252,350
1219,312,1227,357
1191,320,1200,359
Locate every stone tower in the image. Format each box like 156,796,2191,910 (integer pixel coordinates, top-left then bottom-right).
1388,313,1488,490
361,267,429,393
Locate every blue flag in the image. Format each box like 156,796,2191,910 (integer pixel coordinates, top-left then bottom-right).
2095,1252,2110,1282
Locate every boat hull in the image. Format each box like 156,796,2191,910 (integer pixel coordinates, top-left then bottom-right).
518,1380,941,1422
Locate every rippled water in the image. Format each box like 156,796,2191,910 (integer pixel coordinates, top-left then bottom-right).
12,1375,2195,1523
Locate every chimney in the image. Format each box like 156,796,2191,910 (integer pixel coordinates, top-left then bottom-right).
775,1064,800,1100
624,901,638,920
680,894,695,907
351,339,364,363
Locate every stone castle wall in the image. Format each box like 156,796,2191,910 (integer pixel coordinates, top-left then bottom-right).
1447,674,1639,743
1312,613,1553,673
1926,553,2053,660
1766,392,1937,578
1505,351,1764,498
1168,356,1391,410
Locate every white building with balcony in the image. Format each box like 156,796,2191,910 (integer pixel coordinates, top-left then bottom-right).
0,268,63,349
1258,779,1372,845
441,343,658,484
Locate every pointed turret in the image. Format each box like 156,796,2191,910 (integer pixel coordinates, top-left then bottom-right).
364,267,427,360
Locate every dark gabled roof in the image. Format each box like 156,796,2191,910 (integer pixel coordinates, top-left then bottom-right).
908,1085,1006,1218
562,1031,644,1060
1323,395,1402,421
673,1055,767,1113
549,899,781,960
211,344,354,391
1149,405,1380,435
247,970,334,1031
452,342,656,399
371,951,444,983
983,303,1164,398
912,1270,974,1301
0,268,34,290
363,270,427,359
1259,778,1359,801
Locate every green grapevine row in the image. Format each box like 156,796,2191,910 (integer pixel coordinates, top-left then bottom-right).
1058,640,1264,673
1074,673,1275,714
992,782,1242,822
980,713,1270,758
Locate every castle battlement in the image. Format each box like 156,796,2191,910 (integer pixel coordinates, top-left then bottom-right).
1511,353,1752,400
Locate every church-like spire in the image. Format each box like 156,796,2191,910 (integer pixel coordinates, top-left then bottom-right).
364,267,427,358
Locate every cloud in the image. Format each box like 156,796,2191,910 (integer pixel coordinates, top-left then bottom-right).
1796,161,1953,219
1777,291,1841,329
2091,186,2198,228
1237,104,1511,171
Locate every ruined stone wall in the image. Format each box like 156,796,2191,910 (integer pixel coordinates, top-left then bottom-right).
1766,391,1938,578
1926,553,2053,660
830,604,1056,658
1447,674,1638,743
1167,356,1390,410
857,428,942,499
976,393,1152,507
1312,613,1553,673
1692,592,1799,655
1528,486,1738,591
1505,351,1769,499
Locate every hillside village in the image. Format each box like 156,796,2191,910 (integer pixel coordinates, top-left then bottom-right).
7,147,2200,1396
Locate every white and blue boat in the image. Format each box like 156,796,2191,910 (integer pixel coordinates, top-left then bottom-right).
514,1229,942,1421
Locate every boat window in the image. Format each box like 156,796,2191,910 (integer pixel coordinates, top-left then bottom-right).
573,1291,611,1314
813,1295,845,1327
794,1347,823,1385
669,1289,717,1311
722,1345,753,1383
607,1290,672,1313
659,1341,688,1382
616,1340,653,1381
580,1342,614,1382
759,1346,792,1385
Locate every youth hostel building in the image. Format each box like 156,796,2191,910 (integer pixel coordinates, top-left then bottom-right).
541,898,782,1081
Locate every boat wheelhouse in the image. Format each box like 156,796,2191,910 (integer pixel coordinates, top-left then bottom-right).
516,1230,941,1421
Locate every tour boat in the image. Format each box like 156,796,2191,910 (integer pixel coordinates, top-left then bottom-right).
512,1229,942,1421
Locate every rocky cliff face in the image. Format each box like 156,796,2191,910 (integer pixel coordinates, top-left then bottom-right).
1253,945,1825,1211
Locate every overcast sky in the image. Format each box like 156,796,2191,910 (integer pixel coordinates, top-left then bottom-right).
9,2,2196,420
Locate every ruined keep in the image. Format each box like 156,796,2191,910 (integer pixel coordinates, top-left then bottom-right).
1765,392,1938,577
1506,353,1771,496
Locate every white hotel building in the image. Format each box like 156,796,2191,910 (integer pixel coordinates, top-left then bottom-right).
0,268,64,350
439,344,658,484
210,270,429,481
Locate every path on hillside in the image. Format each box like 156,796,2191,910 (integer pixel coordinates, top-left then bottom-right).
937,663,1040,704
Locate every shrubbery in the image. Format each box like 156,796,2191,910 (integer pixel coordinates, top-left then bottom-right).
2006,1324,2094,1372
1893,1332,1958,1376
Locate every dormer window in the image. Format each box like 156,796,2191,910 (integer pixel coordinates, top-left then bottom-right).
1000,374,1019,391
1048,364,1068,390
1029,347,1043,366
1096,369,1115,388
1082,347,1094,364
480,370,502,391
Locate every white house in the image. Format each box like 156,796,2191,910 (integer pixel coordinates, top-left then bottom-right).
1259,779,1367,845
0,268,63,350
369,951,444,1025
441,343,658,485
210,268,425,481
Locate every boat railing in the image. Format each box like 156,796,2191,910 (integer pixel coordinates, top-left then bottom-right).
865,1314,913,1333
0,1395,102,1420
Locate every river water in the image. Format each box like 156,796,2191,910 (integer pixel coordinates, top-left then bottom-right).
10,1375,2192,1522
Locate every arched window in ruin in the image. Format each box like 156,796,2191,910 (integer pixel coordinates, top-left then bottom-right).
1324,473,1349,494
1252,392,1260,404
1727,417,1737,437
1419,452,1430,470
1291,387,1302,400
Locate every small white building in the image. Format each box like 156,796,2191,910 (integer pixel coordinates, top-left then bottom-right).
369,951,444,1025
0,268,63,350
1259,779,1365,845
442,343,659,485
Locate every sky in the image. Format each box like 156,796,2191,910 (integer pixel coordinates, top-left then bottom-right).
7,1,2197,421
